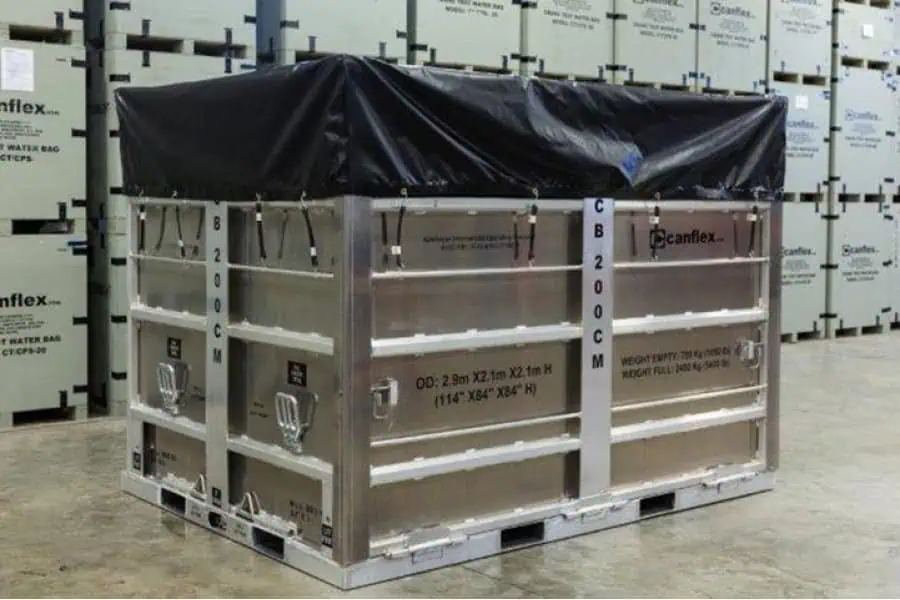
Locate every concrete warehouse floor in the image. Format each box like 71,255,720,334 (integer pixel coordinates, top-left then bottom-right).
2,335,899,598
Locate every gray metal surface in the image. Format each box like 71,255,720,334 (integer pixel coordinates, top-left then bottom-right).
102,0,256,47
123,196,778,588
768,82,830,194
832,67,894,195
829,202,893,329
612,0,696,87
524,0,613,79
268,0,406,63
696,0,766,92
835,2,893,62
767,0,831,76
0,0,84,30
0,233,88,415
780,202,826,336
411,0,520,69
0,42,85,219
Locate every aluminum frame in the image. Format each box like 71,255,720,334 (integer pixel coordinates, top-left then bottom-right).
122,195,780,589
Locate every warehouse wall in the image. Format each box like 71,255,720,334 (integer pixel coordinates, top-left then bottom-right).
0,0,896,418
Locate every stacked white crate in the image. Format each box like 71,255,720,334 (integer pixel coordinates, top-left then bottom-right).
695,0,767,94
521,0,611,81
86,0,257,415
768,82,830,340
0,0,90,424
260,0,406,66
893,1,900,327
829,0,895,336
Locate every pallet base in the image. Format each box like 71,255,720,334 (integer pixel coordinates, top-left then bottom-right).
0,405,88,429
836,325,887,338
122,466,775,589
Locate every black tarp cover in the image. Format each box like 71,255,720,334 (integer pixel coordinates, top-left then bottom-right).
115,55,786,201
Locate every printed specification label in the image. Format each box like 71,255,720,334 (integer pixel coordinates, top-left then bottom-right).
619,345,733,380
437,0,506,18
630,0,690,42
0,292,64,358
423,233,516,252
774,0,827,39
840,243,880,283
782,246,818,287
0,98,63,164
416,362,554,409
842,110,884,152
707,1,761,50
543,0,603,31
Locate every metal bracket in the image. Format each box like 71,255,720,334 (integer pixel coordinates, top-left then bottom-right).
236,491,261,521
275,390,318,453
156,360,190,415
735,338,764,369
383,526,467,560
190,474,208,500
371,378,399,421
563,499,629,522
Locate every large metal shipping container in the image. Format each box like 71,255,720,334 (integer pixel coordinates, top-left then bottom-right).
768,81,829,195
121,196,779,587
114,57,783,588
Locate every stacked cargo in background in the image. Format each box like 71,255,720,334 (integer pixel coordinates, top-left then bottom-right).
258,0,406,66
828,0,895,337
768,0,831,340
0,1,89,425
84,0,257,415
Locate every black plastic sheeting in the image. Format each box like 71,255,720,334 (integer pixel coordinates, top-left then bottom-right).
115,55,786,202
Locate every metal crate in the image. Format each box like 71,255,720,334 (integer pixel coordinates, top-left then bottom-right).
410,0,520,71
696,0,766,93
0,226,88,426
767,0,831,77
780,201,826,337
523,0,613,80
828,201,893,331
835,2,893,63
122,195,779,589
0,42,85,220
101,0,256,49
832,67,894,195
261,0,406,65
768,82,829,194
612,0,696,87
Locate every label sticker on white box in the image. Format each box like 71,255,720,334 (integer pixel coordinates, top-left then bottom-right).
0,47,35,92
862,23,875,38
795,95,809,110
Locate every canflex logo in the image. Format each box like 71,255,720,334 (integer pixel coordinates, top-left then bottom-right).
649,226,723,251
844,110,880,122
0,98,57,116
842,244,877,256
0,293,56,308
710,2,753,17
782,246,815,257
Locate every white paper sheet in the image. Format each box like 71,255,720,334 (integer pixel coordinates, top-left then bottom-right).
795,95,809,110
0,47,35,92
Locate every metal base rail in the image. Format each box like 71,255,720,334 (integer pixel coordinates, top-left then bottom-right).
122,465,775,590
